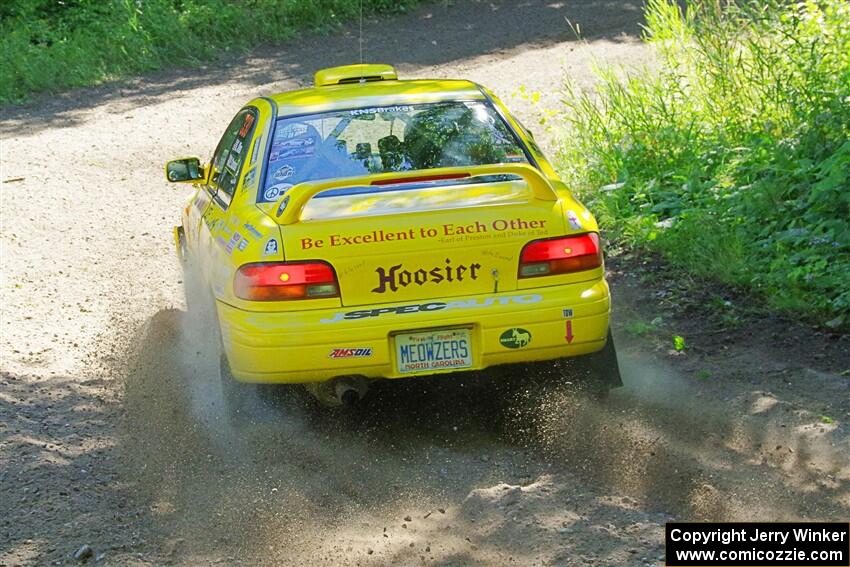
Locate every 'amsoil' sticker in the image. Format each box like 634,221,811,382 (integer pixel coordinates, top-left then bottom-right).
328,348,373,359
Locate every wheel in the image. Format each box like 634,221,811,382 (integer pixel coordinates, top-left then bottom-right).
175,225,212,317
175,226,194,304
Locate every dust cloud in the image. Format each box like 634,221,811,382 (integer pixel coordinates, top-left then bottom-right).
112,303,848,564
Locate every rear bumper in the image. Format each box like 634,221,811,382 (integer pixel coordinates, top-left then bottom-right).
218,278,611,383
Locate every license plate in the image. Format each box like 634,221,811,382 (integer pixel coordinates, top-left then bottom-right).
395,328,473,374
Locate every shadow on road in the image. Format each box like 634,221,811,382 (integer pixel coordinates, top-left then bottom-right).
3,302,846,563
0,0,645,136
0,370,139,563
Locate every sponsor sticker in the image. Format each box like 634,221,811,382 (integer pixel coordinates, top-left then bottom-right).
243,168,256,188
275,137,315,150
242,223,263,239
277,123,308,139
328,348,373,359
273,164,294,181
203,214,219,232
264,185,281,201
350,105,412,116
373,260,482,293
562,308,574,318
271,146,315,161
320,294,543,324
263,183,292,201
238,113,255,137
225,232,242,254
263,239,279,256
567,210,583,230
250,136,262,165
499,328,532,349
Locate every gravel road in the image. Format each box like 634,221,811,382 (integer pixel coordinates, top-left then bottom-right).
1,1,848,565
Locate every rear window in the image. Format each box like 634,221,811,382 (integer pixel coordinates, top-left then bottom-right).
259,101,528,202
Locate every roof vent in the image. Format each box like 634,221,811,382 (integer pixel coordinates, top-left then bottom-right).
314,64,397,87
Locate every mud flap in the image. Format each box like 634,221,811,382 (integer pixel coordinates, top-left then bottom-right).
540,328,622,399
582,329,623,391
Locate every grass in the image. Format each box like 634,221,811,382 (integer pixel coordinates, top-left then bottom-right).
0,0,421,104
623,319,659,338
556,0,850,327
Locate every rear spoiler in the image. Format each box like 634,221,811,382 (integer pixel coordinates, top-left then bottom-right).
273,163,559,225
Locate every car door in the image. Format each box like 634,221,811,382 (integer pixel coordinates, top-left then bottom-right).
197,108,258,297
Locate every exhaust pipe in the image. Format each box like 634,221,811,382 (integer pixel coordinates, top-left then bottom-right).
335,382,361,406
334,377,368,406
304,376,369,407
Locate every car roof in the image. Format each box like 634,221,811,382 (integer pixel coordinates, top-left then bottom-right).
258,79,487,117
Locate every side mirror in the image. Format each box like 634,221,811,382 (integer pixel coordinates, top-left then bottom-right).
165,157,205,183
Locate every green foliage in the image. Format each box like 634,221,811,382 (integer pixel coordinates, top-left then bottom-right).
623,319,657,337
557,0,850,324
0,0,420,103
403,103,510,169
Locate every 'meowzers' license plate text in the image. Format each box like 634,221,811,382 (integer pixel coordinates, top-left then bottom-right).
395,328,472,373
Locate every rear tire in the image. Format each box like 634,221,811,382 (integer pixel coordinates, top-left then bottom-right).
176,226,216,323
176,226,196,308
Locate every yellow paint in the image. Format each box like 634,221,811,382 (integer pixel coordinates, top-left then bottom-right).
168,65,612,384
313,63,397,87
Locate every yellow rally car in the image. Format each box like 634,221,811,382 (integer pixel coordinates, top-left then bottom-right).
166,64,621,411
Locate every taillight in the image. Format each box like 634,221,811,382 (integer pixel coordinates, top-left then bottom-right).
234,262,339,301
518,233,602,278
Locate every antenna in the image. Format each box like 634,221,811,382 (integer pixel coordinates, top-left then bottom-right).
359,0,363,64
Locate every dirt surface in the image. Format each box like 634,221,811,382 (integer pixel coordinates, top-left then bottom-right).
1,1,848,565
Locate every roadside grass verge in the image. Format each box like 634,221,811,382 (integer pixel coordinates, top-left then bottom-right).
0,0,420,104
556,0,850,327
